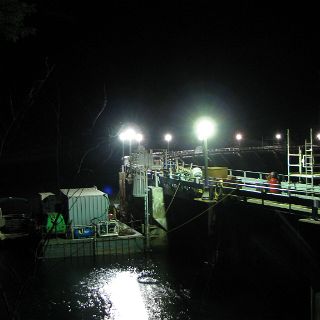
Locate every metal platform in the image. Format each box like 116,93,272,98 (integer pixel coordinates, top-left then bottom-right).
299,218,320,225
41,226,144,259
245,198,313,214
158,174,320,217
289,173,320,179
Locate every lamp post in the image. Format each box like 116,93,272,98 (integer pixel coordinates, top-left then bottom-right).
125,128,136,154
119,127,137,157
235,133,243,147
135,133,143,149
275,133,282,146
195,117,215,195
164,133,172,151
119,131,127,158
164,133,172,169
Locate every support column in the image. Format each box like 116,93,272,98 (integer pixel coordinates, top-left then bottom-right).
119,170,126,216
202,138,211,200
144,170,150,251
207,204,219,266
310,287,320,320
312,200,319,220
207,205,215,237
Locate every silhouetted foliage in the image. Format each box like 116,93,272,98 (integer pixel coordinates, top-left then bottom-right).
0,0,36,42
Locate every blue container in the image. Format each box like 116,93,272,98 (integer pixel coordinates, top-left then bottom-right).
73,226,95,239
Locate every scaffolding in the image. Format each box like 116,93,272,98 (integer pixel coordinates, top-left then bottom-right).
304,128,315,192
287,128,320,194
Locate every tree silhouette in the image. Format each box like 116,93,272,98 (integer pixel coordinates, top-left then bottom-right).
0,0,36,42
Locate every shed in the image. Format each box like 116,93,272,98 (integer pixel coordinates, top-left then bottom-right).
60,187,109,227
38,192,56,214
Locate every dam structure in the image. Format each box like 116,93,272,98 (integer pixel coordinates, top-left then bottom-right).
120,129,320,319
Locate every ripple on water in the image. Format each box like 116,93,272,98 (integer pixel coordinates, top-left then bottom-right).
70,261,191,320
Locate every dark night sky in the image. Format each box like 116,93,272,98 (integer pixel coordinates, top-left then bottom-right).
1,1,320,190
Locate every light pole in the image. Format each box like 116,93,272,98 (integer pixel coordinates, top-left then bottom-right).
119,131,127,158
125,128,136,154
135,133,143,149
275,133,282,145
195,117,215,197
164,133,172,151
119,127,137,157
235,133,243,147
164,133,172,169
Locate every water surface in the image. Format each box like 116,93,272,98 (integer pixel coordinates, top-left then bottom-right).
16,250,308,320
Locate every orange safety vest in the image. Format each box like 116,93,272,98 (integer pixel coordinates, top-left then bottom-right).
269,177,279,193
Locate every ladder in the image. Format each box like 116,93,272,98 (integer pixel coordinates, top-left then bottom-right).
303,129,314,193
287,129,302,185
287,128,318,195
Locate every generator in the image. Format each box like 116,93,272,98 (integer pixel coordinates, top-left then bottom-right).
97,220,119,237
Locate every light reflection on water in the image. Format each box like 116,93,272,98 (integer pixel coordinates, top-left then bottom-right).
15,251,308,320
75,267,180,319
27,256,191,320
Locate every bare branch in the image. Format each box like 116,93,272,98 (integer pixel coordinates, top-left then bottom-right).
27,62,55,106
76,140,106,176
9,94,16,120
90,83,107,131
0,59,55,158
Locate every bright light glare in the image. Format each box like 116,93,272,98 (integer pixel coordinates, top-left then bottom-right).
119,131,127,141
135,133,143,143
106,271,148,320
275,133,282,140
195,117,215,141
235,133,243,141
77,267,187,319
126,128,136,141
164,133,172,142
317,133,320,140
119,128,136,142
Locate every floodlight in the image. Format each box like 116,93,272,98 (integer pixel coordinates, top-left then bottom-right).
195,117,215,141
135,133,143,143
125,128,136,141
164,134,172,142
119,131,127,141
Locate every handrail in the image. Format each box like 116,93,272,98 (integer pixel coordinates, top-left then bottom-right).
158,171,320,201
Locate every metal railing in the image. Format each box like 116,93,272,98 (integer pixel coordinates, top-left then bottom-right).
157,167,320,201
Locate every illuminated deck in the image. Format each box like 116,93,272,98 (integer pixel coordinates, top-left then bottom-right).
157,173,320,217
143,146,320,218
